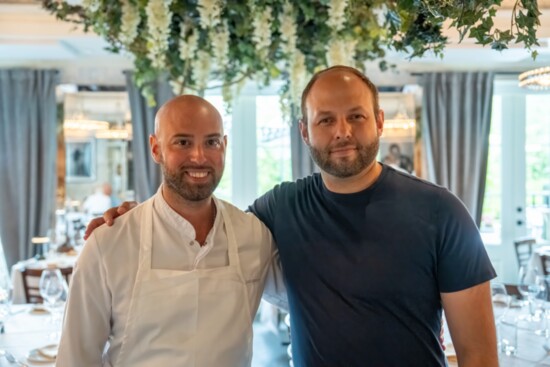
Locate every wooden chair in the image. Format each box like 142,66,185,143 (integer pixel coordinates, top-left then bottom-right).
539,254,550,277
21,267,72,304
503,283,523,300
513,237,536,268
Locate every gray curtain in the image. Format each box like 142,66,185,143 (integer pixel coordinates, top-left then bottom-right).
124,71,174,202
422,72,494,226
0,69,59,267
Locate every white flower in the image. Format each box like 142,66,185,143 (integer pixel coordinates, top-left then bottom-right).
279,1,297,56
145,0,174,69
326,38,356,66
120,0,141,46
221,83,233,112
82,0,100,12
251,6,273,60
327,0,348,33
211,22,230,70
192,50,212,91
169,76,184,95
198,0,223,29
289,50,307,105
373,4,388,27
179,28,199,61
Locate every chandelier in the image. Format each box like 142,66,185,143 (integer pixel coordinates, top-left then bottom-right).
64,117,110,131
95,127,131,140
384,111,416,130
518,67,550,90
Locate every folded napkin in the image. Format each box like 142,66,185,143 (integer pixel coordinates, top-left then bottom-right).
38,344,58,360
29,304,49,315
27,344,58,364
444,343,457,363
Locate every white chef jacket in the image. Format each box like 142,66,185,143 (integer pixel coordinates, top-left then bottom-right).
56,189,284,366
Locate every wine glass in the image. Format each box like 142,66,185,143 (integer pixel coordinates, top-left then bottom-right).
518,266,546,322
47,228,60,259
0,284,12,334
491,282,511,353
491,282,510,324
39,268,65,321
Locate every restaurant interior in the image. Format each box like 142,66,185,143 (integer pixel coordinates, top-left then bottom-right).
1,0,550,366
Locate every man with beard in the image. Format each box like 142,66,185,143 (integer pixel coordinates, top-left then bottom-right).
57,95,278,367
249,66,497,366
86,66,498,366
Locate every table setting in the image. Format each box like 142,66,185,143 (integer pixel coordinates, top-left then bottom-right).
445,270,550,366
0,304,62,366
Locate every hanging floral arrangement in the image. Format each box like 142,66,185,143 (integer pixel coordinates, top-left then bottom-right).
42,0,541,109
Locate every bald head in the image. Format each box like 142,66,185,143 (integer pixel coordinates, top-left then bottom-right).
149,94,227,203
154,95,223,136
300,65,380,125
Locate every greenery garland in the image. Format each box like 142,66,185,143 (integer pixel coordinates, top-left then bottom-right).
42,0,541,110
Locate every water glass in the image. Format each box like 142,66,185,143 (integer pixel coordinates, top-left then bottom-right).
518,266,545,320
500,317,518,356
0,285,12,333
491,282,510,323
39,269,65,313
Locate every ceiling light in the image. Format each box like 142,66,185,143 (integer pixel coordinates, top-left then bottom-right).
384,111,416,130
95,127,131,140
64,117,110,131
518,67,550,90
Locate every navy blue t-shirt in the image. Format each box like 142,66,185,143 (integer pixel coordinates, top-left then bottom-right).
249,164,496,367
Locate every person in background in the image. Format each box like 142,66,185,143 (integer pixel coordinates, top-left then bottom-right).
383,142,414,173
86,66,498,366
57,95,280,366
82,183,113,217
101,181,121,207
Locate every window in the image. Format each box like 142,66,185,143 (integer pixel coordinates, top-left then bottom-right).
206,86,291,209
480,96,502,244
482,78,550,282
256,96,292,196
205,96,233,202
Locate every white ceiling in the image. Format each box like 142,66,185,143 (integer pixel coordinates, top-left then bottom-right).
2,2,550,86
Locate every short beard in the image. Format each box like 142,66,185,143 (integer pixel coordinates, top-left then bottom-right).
308,137,379,178
161,164,221,202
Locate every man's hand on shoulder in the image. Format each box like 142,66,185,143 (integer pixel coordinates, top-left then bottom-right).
84,201,139,239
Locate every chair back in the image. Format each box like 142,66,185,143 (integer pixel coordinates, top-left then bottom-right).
513,237,536,268
539,254,550,277
21,267,72,304
503,283,523,300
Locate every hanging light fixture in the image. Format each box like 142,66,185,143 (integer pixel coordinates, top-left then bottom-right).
384,102,416,130
64,116,110,131
95,127,131,140
64,97,110,131
518,66,550,90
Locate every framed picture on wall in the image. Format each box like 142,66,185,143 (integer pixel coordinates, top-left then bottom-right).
66,139,95,182
380,140,415,174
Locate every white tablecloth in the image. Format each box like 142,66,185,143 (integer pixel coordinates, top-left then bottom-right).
0,304,60,366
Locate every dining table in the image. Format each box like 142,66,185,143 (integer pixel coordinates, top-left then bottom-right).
1,303,550,366
443,302,550,367
0,304,61,366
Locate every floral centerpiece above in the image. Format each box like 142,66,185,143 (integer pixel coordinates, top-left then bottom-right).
42,0,542,109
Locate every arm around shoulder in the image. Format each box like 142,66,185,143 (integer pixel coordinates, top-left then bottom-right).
262,241,288,312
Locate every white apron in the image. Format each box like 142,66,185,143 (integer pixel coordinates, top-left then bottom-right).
115,198,253,367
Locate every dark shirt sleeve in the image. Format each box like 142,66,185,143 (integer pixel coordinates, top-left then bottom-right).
247,184,281,234
436,188,497,292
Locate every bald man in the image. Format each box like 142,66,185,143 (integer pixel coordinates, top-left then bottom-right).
57,95,278,367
